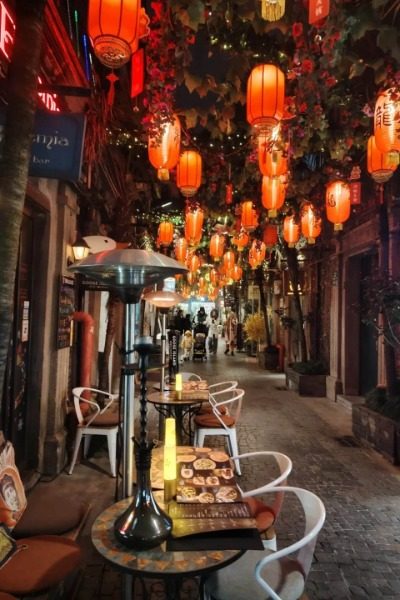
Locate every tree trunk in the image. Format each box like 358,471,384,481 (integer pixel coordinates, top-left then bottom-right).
98,294,120,392
255,266,271,347
286,247,308,362
379,190,399,395
0,0,47,400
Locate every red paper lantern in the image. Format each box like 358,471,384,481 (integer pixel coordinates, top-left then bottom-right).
223,250,236,272
374,89,400,154
210,268,219,286
367,135,398,184
187,271,196,285
185,207,204,246
263,224,278,247
250,239,266,264
157,221,174,246
230,264,243,282
174,237,188,263
148,114,181,181
258,136,288,177
177,151,202,197
232,230,249,252
247,64,285,133
88,0,147,68
261,175,286,217
188,253,201,273
326,180,351,231
301,204,321,244
225,183,233,205
283,215,300,248
241,201,259,230
209,234,225,261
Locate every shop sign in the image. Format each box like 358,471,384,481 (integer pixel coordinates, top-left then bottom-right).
0,109,86,180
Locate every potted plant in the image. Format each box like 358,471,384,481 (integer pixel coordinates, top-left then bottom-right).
285,359,327,397
243,313,279,369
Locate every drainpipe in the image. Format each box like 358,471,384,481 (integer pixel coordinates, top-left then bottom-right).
72,311,95,400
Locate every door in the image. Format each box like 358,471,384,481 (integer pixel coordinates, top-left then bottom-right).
359,254,378,395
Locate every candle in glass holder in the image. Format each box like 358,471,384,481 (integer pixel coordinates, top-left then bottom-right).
175,373,182,399
163,418,177,502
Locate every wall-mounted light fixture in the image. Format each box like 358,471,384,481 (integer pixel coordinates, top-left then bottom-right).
68,236,90,265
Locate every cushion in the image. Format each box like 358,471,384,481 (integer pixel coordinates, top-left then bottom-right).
0,535,81,595
0,442,27,529
206,550,305,600
13,488,89,538
86,411,119,427
198,403,228,415
244,497,276,533
194,413,236,428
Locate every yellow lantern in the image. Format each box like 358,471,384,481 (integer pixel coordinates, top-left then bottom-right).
261,0,285,21
163,418,176,502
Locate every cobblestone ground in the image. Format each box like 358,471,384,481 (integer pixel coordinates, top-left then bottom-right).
54,350,400,600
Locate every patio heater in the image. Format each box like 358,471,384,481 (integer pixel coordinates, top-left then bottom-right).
69,249,187,501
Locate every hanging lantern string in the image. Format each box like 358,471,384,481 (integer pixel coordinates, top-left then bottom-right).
106,72,119,108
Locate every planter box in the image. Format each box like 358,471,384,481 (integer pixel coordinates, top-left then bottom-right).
258,347,279,370
352,404,400,465
285,367,326,397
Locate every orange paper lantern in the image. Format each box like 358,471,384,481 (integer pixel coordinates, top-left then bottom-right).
88,0,145,68
326,180,351,231
258,136,288,177
230,264,243,282
148,114,181,181
223,250,236,272
263,224,278,247
187,271,196,285
209,234,225,261
177,151,202,197
241,201,259,230
185,206,204,246
374,89,400,154
250,239,266,264
232,230,249,252
261,176,286,217
174,237,188,263
283,215,300,248
188,253,201,273
367,135,398,184
157,221,174,246
301,204,321,244
247,64,285,133
210,268,219,286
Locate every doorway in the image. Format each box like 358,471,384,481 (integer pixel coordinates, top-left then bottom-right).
359,254,378,395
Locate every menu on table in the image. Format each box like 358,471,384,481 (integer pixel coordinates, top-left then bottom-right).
172,380,209,401
170,447,257,539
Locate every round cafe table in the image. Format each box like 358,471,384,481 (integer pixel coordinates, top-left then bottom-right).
147,390,207,444
91,496,243,600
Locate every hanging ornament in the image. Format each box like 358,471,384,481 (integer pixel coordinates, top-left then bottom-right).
106,72,119,107
301,204,321,244
283,216,300,248
130,48,145,98
241,201,259,230
184,205,204,246
174,237,188,263
326,180,350,231
263,224,278,247
177,151,202,197
367,135,398,184
374,89,400,155
258,136,288,178
148,115,181,181
247,64,285,134
157,221,174,247
260,0,285,21
261,175,286,218
88,0,148,68
209,234,225,261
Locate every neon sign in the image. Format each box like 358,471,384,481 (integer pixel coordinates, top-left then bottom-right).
0,0,60,112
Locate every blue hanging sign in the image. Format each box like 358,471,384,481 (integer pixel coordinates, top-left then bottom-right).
29,111,86,181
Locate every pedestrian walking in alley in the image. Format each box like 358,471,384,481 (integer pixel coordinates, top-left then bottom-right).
224,311,238,356
207,315,220,355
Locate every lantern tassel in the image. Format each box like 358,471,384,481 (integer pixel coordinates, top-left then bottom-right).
106,72,119,107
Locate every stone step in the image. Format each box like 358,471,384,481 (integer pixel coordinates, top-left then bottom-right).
336,394,365,411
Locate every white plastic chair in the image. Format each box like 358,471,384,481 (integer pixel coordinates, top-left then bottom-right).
164,372,202,386
68,387,120,478
204,486,326,600
198,381,238,414
233,451,293,550
193,388,244,474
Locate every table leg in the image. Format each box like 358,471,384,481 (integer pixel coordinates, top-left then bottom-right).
122,573,133,600
174,406,183,446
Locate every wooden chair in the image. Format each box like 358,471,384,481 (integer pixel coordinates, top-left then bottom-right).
193,388,244,474
204,486,326,600
68,387,120,477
